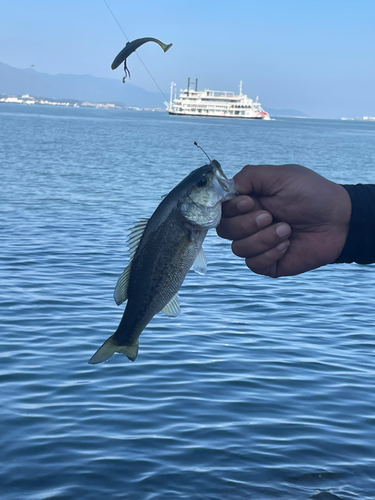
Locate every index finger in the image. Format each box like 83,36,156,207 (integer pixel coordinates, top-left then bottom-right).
221,195,254,218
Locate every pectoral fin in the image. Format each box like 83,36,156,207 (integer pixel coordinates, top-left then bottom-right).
161,293,181,317
192,247,207,275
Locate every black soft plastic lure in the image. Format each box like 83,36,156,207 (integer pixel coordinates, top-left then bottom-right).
111,37,172,82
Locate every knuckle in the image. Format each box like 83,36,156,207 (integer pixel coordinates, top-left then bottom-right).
242,164,252,174
257,225,284,249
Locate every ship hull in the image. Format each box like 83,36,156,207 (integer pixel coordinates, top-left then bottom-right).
168,111,268,119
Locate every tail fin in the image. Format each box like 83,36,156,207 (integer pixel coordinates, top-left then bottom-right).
88,334,139,364
163,43,173,53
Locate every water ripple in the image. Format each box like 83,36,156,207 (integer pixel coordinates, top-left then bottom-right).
1,106,375,499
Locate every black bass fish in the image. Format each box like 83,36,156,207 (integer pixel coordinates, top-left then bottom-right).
89,160,236,364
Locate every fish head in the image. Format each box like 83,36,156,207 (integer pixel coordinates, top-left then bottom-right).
179,160,237,228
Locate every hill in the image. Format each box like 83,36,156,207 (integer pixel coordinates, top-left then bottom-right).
0,62,309,116
0,61,165,108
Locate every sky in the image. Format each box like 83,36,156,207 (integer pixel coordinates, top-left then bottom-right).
0,0,374,117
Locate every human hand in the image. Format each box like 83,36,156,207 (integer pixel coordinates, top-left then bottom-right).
217,164,352,277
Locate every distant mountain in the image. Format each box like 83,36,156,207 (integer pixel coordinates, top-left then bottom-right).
0,61,165,108
0,62,308,116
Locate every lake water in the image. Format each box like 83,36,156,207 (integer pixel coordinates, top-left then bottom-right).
1,104,375,500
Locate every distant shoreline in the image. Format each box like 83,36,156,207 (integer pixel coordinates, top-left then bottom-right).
0,93,163,112
1,94,374,121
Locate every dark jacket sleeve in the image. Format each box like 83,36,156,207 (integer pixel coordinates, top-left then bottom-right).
335,184,375,264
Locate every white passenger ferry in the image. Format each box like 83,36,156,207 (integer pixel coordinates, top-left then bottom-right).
166,79,270,120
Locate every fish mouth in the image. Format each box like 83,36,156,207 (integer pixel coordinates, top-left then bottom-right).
210,160,238,200
211,159,227,178
214,171,237,200
217,175,232,192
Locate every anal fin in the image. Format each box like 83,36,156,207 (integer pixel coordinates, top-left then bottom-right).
161,293,181,317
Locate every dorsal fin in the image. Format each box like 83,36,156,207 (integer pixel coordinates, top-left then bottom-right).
114,218,149,306
114,263,131,305
128,218,149,260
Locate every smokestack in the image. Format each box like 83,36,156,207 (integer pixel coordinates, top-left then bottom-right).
187,77,190,96
195,78,198,91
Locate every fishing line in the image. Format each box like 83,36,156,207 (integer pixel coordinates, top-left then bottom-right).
194,142,212,162
103,0,169,102
103,0,129,41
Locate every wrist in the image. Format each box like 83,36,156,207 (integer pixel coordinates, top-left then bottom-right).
335,184,375,264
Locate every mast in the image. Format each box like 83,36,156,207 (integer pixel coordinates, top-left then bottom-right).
239,81,243,96
169,82,174,110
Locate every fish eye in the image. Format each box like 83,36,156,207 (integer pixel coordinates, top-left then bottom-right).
197,177,207,188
